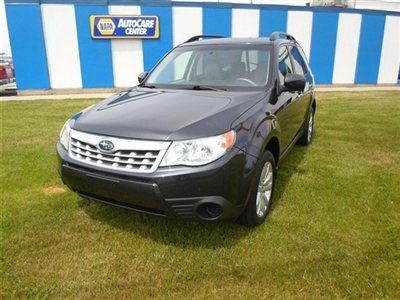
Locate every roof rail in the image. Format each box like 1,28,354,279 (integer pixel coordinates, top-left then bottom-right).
269,32,296,42
184,35,226,44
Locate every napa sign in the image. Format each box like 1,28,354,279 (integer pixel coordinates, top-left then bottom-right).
90,15,159,39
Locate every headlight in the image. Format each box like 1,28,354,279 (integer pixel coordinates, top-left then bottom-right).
59,105,93,151
160,130,236,167
59,120,71,150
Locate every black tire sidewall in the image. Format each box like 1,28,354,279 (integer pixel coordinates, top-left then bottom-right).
298,107,314,146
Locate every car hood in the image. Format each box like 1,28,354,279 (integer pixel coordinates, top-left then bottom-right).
73,88,265,141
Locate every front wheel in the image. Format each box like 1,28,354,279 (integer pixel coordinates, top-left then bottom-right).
238,151,277,227
297,107,314,146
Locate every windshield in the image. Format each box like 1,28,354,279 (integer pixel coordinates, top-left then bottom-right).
145,44,271,90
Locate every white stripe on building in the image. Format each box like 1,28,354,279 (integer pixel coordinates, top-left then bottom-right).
332,13,362,84
41,4,82,89
378,16,400,84
286,10,313,59
172,6,202,46
0,0,11,56
109,5,144,87
231,8,260,37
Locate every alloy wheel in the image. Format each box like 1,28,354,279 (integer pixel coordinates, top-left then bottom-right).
307,111,314,143
256,161,274,218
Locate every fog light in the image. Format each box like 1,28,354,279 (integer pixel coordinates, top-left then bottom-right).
196,203,223,220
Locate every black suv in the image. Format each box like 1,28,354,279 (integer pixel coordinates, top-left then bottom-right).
57,32,316,226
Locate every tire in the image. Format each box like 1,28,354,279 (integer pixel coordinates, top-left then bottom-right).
238,150,277,227
297,107,314,146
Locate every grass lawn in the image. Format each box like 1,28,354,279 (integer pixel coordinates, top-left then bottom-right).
1,91,400,298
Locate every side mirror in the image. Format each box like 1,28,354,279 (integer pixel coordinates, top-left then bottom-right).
138,71,149,84
284,73,306,92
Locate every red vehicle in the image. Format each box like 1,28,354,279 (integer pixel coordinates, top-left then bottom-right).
0,61,15,84
0,56,16,94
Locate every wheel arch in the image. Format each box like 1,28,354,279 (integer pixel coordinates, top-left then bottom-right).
264,136,280,165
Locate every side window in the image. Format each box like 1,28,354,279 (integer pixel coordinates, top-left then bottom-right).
278,46,293,84
240,50,259,72
194,54,204,77
289,46,308,75
240,50,247,70
188,52,204,80
173,51,193,80
248,50,258,72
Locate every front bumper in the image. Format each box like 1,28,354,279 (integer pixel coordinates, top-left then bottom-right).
57,142,256,221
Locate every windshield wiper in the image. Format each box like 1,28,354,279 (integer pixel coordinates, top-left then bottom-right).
140,84,156,89
192,85,227,91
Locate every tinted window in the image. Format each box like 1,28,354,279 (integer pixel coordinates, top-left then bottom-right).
290,46,308,75
278,46,293,84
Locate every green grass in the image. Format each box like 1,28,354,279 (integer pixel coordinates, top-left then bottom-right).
1,92,400,298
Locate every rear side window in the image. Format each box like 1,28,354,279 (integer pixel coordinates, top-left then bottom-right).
278,46,293,84
289,46,308,75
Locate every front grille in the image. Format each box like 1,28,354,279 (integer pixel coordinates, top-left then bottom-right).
69,129,170,173
70,138,159,171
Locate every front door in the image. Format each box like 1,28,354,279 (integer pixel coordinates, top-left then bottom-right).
275,45,300,151
288,45,313,132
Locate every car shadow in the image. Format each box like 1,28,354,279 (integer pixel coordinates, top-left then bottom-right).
273,144,309,206
80,139,310,249
80,199,252,249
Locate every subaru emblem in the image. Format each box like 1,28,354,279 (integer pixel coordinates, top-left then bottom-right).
98,140,115,152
